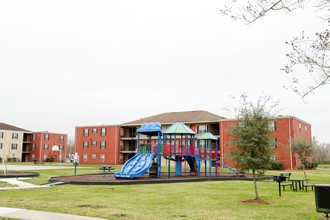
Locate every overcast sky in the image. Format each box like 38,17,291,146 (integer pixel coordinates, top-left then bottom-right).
1,1,329,143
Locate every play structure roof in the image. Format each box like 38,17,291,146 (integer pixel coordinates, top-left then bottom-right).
136,122,163,136
197,132,218,140
163,122,196,135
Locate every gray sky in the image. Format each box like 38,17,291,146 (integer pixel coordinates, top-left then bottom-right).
1,1,329,143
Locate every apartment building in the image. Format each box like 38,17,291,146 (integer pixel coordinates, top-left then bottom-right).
0,122,68,163
74,110,312,170
220,116,312,170
75,125,120,164
0,123,31,162
30,132,68,163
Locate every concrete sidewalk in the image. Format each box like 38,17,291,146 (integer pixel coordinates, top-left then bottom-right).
0,207,105,220
0,178,49,190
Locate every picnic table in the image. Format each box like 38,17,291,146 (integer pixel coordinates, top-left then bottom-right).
290,178,309,191
99,166,114,177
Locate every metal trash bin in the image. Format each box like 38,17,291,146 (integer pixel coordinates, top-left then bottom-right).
314,184,330,218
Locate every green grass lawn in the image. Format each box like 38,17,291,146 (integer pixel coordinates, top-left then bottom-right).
0,164,329,220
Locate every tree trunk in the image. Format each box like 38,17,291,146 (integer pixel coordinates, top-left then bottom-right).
252,169,259,199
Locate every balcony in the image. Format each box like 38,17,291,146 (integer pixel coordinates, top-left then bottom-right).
120,146,137,154
22,148,31,153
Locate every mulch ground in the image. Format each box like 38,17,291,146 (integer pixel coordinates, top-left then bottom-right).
49,172,272,185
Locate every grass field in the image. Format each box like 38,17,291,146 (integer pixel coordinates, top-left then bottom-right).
0,164,329,220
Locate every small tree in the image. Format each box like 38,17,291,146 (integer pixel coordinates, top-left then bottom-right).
291,139,313,179
229,94,278,200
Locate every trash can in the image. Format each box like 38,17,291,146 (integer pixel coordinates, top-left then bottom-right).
314,184,330,218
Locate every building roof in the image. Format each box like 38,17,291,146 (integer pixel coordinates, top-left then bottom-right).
122,110,226,126
0,122,30,132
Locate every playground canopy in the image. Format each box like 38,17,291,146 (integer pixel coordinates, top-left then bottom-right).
136,122,163,136
164,122,196,135
198,132,218,140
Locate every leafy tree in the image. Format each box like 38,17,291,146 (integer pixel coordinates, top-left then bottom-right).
291,139,313,178
229,94,278,199
220,0,329,99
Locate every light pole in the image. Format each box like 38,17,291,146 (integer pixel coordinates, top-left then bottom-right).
52,145,62,166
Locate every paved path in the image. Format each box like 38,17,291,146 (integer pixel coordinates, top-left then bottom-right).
0,178,50,190
0,164,73,171
0,207,105,220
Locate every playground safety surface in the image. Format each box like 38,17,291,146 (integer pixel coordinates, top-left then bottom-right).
49,172,272,185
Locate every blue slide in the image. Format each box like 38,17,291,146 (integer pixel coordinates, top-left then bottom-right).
114,153,156,179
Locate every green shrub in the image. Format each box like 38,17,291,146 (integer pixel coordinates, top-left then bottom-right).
7,157,17,162
45,157,55,163
270,160,284,170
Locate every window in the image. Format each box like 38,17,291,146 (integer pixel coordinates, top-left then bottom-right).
11,143,18,150
101,128,106,136
197,125,207,134
44,134,49,141
44,144,49,150
92,128,98,133
32,144,36,150
100,141,106,149
268,121,276,132
32,134,37,140
44,154,48,161
59,135,64,141
83,128,89,136
100,154,105,162
120,141,123,150
305,125,308,132
92,141,97,146
83,154,87,162
0,132,3,138
271,155,276,161
270,138,277,148
59,145,64,150
83,141,89,149
12,133,18,139
92,154,96,159
120,128,124,136
0,143,2,149
31,154,35,160
299,123,302,132
119,154,123,162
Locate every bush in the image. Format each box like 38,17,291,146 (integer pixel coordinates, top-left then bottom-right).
270,160,284,170
45,157,55,163
306,162,318,169
7,157,17,162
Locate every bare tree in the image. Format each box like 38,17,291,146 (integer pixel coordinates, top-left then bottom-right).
221,0,330,99
313,138,330,163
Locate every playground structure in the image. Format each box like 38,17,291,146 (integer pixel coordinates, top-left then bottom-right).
115,122,236,179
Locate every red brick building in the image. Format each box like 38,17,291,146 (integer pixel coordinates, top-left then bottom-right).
74,125,120,164
220,116,312,170
30,132,68,163
0,122,68,163
74,111,312,170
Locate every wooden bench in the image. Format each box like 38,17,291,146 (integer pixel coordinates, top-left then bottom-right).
303,183,314,192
